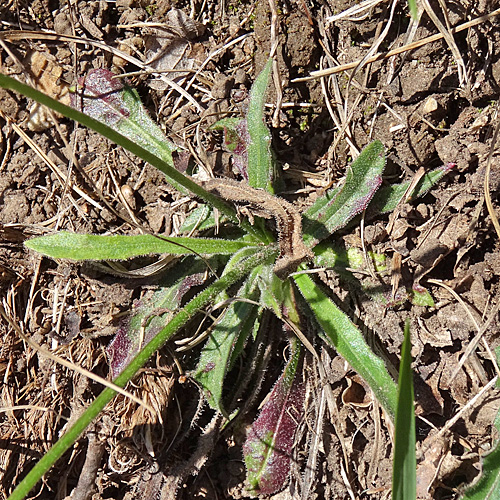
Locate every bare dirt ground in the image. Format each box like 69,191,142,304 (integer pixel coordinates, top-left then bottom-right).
1,0,500,499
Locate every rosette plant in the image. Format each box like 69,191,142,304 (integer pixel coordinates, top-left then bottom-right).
0,60,452,499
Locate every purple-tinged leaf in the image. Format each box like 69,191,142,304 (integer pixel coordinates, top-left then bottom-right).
71,69,128,126
409,285,435,307
172,150,191,173
224,126,241,152
210,117,244,151
192,268,261,414
107,258,208,377
209,60,274,185
71,69,177,168
210,117,250,179
303,140,385,246
243,337,305,495
231,120,251,179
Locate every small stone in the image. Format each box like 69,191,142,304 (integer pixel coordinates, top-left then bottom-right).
423,97,439,114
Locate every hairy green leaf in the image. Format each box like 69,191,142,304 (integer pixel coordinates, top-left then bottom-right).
71,69,177,168
7,244,276,500
294,272,398,417
409,287,435,307
108,257,209,377
192,269,261,414
25,232,256,260
303,140,386,246
247,59,275,192
179,205,213,232
461,381,500,500
367,163,455,217
0,73,262,237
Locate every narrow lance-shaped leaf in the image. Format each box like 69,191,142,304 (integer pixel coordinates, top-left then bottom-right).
461,436,500,499
244,336,305,495
179,205,213,233
108,257,209,377
294,272,398,418
71,69,177,169
303,140,386,246
192,266,262,414
313,243,397,305
257,264,290,320
0,73,263,237
392,320,416,500
366,162,455,217
461,354,500,500
25,232,256,260
247,59,275,192
7,244,277,500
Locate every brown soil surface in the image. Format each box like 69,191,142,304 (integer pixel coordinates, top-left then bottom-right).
1,1,500,499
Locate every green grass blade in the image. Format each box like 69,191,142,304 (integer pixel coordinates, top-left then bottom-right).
6,245,275,500
392,320,416,500
247,59,275,192
25,232,257,260
407,0,418,20
293,272,397,418
0,73,262,239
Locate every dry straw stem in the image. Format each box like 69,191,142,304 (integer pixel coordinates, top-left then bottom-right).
169,32,250,117
0,30,204,112
415,373,498,484
267,0,284,128
0,109,104,214
301,373,326,499
327,0,387,23
420,0,467,85
0,405,59,415
6,98,200,276
451,301,500,383
0,38,142,226
319,60,359,156
346,0,399,88
433,375,498,442
325,0,400,156
0,300,155,413
484,108,500,240
292,8,500,83
427,279,500,383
